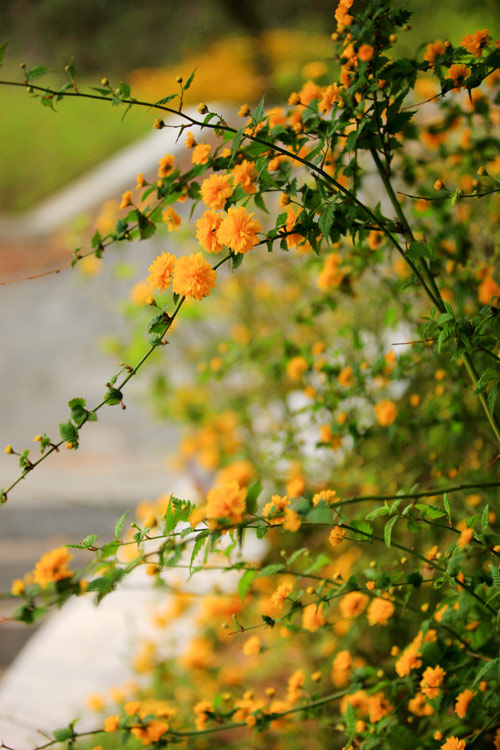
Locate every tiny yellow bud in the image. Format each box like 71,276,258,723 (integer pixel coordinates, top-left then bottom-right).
265,686,276,696
389,34,397,43
66,442,74,450
433,179,444,191
306,586,314,595
33,434,42,442
176,75,183,84
311,670,322,682
4,445,13,454
477,165,486,176
146,563,159,576
101,77,109,86
222,692,231,701
197,103,208,114
153,118,164,129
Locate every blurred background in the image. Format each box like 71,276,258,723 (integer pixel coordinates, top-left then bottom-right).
0,0,499,680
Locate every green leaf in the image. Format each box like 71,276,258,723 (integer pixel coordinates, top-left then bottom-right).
52,727,74,742
99,540,120,559
481,504,490,536
230,127,245,164
82,533,98,548
58,421,78,445
104,388,123,405
365,504,391,521
490,564,500,588
256,564,285,578
261,614,275,627
27,64,49,81
245,481,262,515
183,67,197,91
115,511,129,540
349,520,373,541
443,493,452,524
136,210,157,240
253,95,265,124
318,204,336,241
472,656,500,686
384,516,398,548
238,569,256,601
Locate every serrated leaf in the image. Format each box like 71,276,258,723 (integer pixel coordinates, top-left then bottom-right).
104,388,123,405
318,203,336,241
58,421,78,444
52,727,74,742
230,127,245,164
481,504,490,536
115,511,129,540
253,95,265,124
490,564,500,587
27,64,49,81
82,533,98,548
256,564,285,578
349,520,373,541
365,504,391,521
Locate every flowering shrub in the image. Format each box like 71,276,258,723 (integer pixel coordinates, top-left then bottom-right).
2,2,500,749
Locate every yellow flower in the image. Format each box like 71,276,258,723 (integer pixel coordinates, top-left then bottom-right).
119,190,132,210
216,206,262,254
162,206,181,231
103,715,120,733
302,602,325,632
136,172,146,190
420,665,446,699
283,508,301,532
329,526,345,547
338,365,354,387
196,209,224,253
242,636,261,655
461,29,489,57
11,579,25,596
395,647,422,677
366,597,394,626
200,173,233,209
147,252,176,291
455,688,476,719
447,64,471,93
33,547,73,587
185,131,195,148
271,582,293,609
192,143,212,165
339,591,368,619
232,159,258,195
440,738,466,750
457,527,474,548
172,253,217,300
374,399,397,426
206,481,247,528
312,489,337,506
157,153,175,178
424,39,446,66
286,356,308,381
358,44,374,61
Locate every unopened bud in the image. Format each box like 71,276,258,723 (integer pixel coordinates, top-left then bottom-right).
197,103,208,114
101,77,109,86
176,75,183,84
153,118,164,129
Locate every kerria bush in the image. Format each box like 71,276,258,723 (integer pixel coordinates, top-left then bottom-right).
2,1,500,748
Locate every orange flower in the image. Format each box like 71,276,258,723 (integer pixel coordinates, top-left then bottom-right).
395,648,422,677
192,143,211,165
232,159,258,195
104,715,120,733
216,206,261,254
119,190,132,210
200,173,233,209
447,64,471,93
147,252,176,291
287,356,308,380
461,29,489,57
455,688,476,719
283,508,301,532
318,84,342,114
312,489,337,506
358,44,374,62
329,526,345,547
457,527,474,548
408,692,434,716
366,598,394,626
196,210,224,253
440,738,466,750
172,253,217,300
302,602,325,632
206,481,246,528
424,40,446,66
420,665,446,699
338,366,354,387
162,206,181,231
33,547,73,587
271,582,293,609
158,153,175,178
374,400,397,426
243,636,261,655
340,591,369,619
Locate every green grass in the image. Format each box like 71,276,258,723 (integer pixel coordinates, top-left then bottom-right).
0,71,152,212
